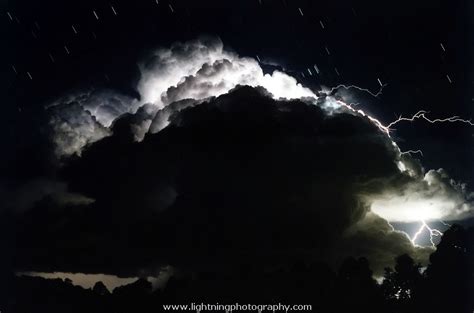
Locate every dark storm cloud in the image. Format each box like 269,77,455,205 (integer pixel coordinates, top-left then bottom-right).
338,212,432,274
8,37,474,281
149,98,200,133
14,86,432,276
47,89,137,156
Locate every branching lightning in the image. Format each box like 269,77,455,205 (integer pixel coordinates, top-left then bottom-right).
401,150,424,157
322,83,474,247
387,110,474,129
335,99,391,135
411,220,443,247
329,83,388,98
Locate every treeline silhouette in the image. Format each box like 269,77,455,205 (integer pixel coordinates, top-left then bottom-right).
4,225,473,313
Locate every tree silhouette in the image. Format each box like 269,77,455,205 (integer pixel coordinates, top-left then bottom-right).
382,254,422,301
421,225,473,313
92,281,110,296
381,254,423,313
6,225,474,313
333,257,383,313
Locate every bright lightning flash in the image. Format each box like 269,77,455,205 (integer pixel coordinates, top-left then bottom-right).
411,220,443,247
401,150,424,157
329,83,388,98
387,110,474,129
324,84,473,247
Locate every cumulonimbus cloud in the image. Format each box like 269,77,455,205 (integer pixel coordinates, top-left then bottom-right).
25,36,473,277
47,37,315,157
138,37,314,107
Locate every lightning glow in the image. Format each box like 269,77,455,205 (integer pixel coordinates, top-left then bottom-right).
411,220,443,247
325,86,473,247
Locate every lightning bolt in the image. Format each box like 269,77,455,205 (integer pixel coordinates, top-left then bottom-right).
387,110,474,129
401,150,424,157
411,220,443,247
335,99,391,135
319,83,474,248
329,83,388,98
438,220,451,227
330,90,473,161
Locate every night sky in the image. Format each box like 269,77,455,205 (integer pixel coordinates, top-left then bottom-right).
2,0,474,310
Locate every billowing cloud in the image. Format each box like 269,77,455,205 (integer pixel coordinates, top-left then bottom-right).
48,89,137,127
47,37,315,157
47,89,137,157
15,37,473,278
138,37,313,108
49,102,111,157
137,36,231,107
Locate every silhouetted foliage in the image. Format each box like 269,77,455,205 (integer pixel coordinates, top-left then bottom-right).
92,281,110,296
381,254,422,313
382,254,422,300
421,225,474,313
333,257,384,313
5,225,474,313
